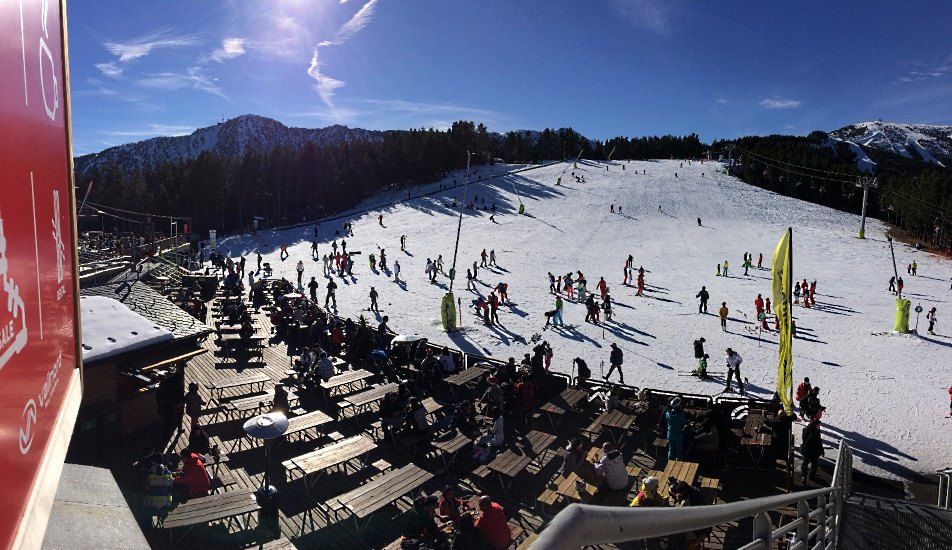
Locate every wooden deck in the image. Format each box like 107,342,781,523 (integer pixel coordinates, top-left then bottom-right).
107,293,795,550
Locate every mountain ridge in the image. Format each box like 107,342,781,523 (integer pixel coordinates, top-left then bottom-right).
829,120,951,167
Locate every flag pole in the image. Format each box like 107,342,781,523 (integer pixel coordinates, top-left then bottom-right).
788,228,794,410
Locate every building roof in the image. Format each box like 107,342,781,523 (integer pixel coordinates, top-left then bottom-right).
80,281,213,343
79,297,174,363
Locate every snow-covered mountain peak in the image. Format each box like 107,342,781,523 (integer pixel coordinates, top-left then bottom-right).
830,121,951,167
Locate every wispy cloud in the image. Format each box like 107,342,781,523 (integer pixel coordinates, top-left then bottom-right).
137,66,228,100
103,124,196,138
308,0,380,107
307,49,345,106
103,29,199,62
95,62,123,78
611,0,675,35
759,98,802,109
715,98,728,105
895,54,952,83
291,98,508,129
208,38,246,62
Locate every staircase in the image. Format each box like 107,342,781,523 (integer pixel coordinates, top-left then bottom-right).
839,493,952,550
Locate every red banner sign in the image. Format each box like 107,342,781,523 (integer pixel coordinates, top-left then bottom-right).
0,0,80,547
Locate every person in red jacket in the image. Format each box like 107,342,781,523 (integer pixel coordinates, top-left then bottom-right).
754,294,765,316
597,276,608,300
173,449,211,499
948,384,952,417
475,496,511,549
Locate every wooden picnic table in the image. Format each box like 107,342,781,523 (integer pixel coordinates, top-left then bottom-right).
317,369,374,400
332,463,434,531
537,447,604,514
431,429,473,469
486,430,557,496
283,435,377,497
539,388,588,430
598,409,635,445
216,334,267,359
205,373,270,404
283,410,334,442
160,489,260,539
741,410,772,468
443,366,487,397
227,388,298,422
338,382,399,417
650,460,700,499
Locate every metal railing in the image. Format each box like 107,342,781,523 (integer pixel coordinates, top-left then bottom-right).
532,440,853,549
937,467,952,509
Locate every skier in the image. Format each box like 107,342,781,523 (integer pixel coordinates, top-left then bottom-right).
626,255,634,269
556,275,563,293
325,278,337,309
794,282,802,305
466,269,476,291
548,272,556,293
400,235,406,251
489,292,499,325
480,249,488,267
379,249,387,270
912,260,918,276
436,255,443,273
897,277,904,297
697,217,702,227
809,281,817,303
597,276,608,300
603,293,613,321
296,260,305,285
725,348,744,394
888,276,896,293
604,343,624,384
696,286,709,314
311,241,318,258
743,255,750,276
696,354,709,379
553,295,564,326
722,260,729,277
765,297,772,314
489,249,496,266
565,273,575,300
340,239,347,255
332,239,338,255
256,251,262,272
308,277,319,302
611,204,615,213
719,302,729,331
623,264,629,286
716,262,721,277
757,253,763,269
926,307,937,335
754,294,764,316
280,243,288,260
369,253,377,271
472,261,478,280
496,282,508,304
393,260,401,282
636,271,645,296
693,337,706,364
369,287,379,311
378,214,384,226
322,254,331,276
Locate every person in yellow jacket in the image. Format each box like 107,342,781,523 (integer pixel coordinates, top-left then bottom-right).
630,476,666,507
718,302,729,332
721,260,729,277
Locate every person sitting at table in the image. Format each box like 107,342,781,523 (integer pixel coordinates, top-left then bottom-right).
630,476,666,507
294,347,316,371
238,319,254,341
452,511,483,550
172,449,212,500
402,494,448,548
144,454,174,513
437,485,469,526
471,406,504,462
379,392,406,439
420,348,443,380
405,397,430,435
187,423,211,455
271,384,290,415
439,348,458,375
450,400,477,432
314,351,336,382
480,377,505,416
685,410,721,454
560,437,598,483
668,478,705,548
592,442,629,491
494,359,516,386
475,496,511,549
513,374,538,420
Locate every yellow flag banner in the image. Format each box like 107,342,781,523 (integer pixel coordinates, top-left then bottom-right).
772,228,793,411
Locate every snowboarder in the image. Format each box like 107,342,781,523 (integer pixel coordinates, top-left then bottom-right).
553,295,564,326
369,287,379,311
696,286,709,314
296,260,305,285
604,343,624,383
393,260,401,282
325,279,337,309
379,249,387,270
626,255,634,269
308,277,319,301
725,348,744,394
719,302,729,331
472,261,478,280
926,307,937,334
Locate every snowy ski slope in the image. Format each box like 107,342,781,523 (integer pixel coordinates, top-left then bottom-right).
220,159,951,482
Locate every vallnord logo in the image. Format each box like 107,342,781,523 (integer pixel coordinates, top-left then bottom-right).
0,210,30,371
19,400,37,454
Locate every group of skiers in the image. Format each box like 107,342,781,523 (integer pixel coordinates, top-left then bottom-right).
716,252,763,277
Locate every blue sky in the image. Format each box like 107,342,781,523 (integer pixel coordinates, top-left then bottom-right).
67,0,952,156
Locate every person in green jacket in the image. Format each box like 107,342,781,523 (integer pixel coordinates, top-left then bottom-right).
554,295,564,326
696,353,709,379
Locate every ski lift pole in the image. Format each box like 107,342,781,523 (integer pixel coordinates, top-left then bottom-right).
447,151,471,294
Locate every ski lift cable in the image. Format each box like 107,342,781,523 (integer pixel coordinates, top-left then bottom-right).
734,146,870,178
86,200,185,221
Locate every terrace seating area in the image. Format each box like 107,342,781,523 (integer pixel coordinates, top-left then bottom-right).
114,276,799,550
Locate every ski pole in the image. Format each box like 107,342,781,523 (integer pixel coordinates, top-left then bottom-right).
600,360,604,379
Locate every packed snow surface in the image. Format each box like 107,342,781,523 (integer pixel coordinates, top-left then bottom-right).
220,160,951,482
80,296,174,362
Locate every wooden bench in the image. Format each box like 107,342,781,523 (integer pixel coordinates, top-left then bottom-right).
431,429,473,469
159,489,260,542
210,470,237,493
281,410,334,443
337,382,399,418
206,373,270,405
226,388,298,422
